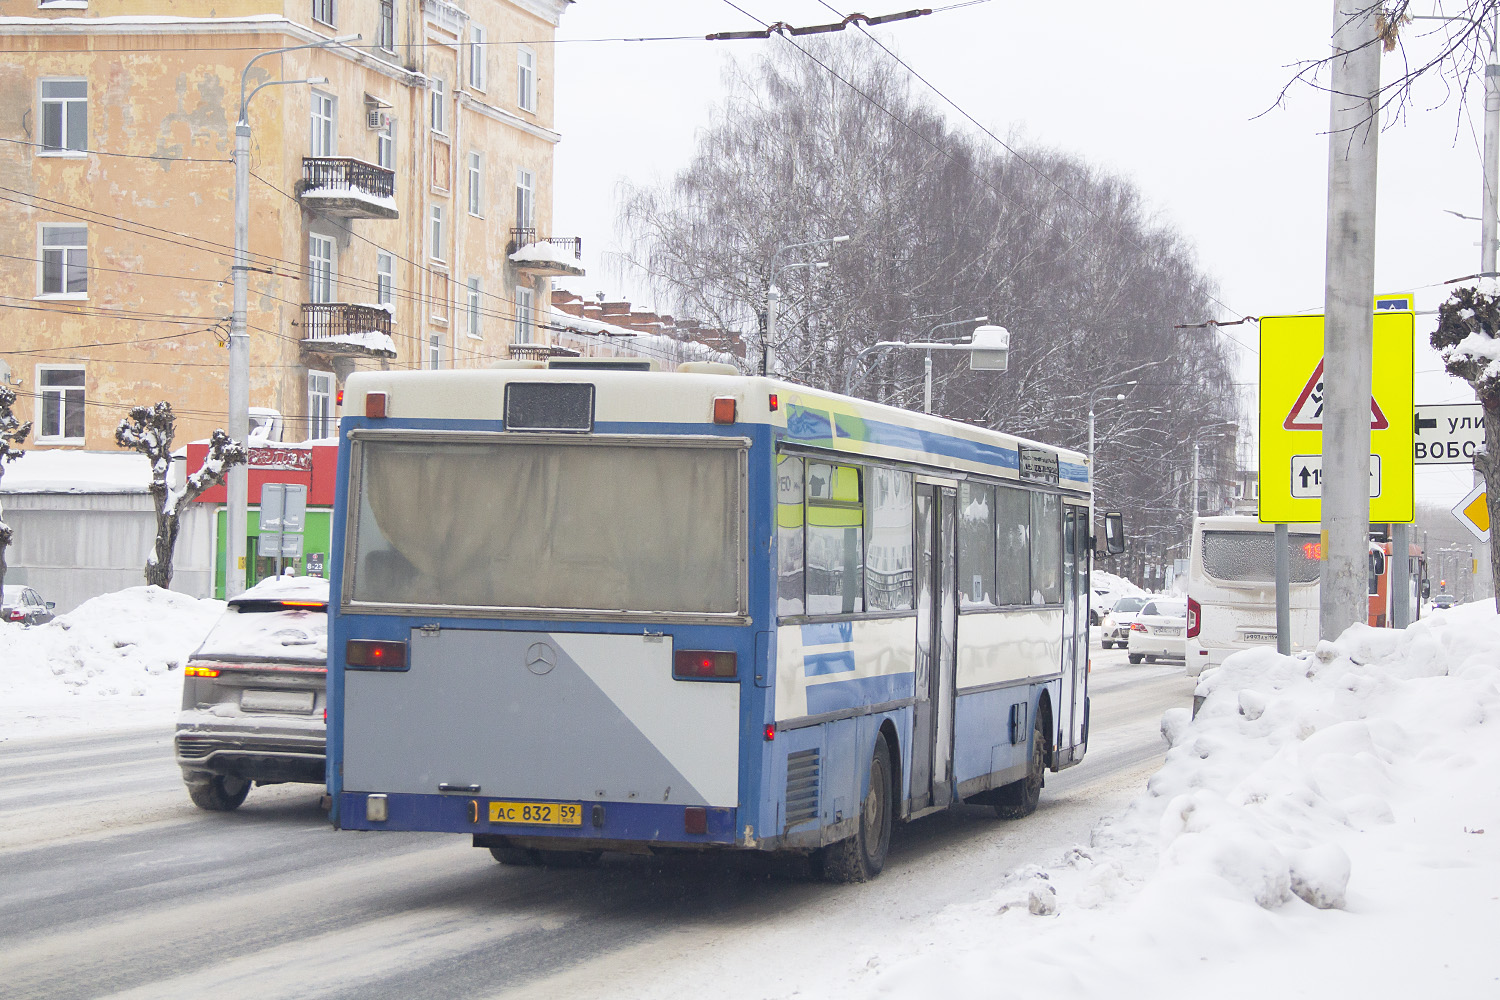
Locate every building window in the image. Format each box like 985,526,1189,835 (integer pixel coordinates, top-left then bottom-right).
430,270,449,325
467,151,482,216
310,91,335,157
40,79,87,154
376,117,395,170
517,46,536,113
430,205,444,261
428,332,442,369
312,0,335,27
308,234,334,303
308,370,335,440
466,277,481,339
514,285,534,344
377,0,395,52
515,168,534,230
37,366,85,443
469,25,486,90
430,77,445,134
40,224,87,297
376,252,393,306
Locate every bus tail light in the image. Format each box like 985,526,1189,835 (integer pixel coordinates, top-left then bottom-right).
674,650,736,679
712,397,737,424
1187,597,1201,638
347,639,408,670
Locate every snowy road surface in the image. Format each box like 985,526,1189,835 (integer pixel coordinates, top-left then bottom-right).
0,646,1191,1000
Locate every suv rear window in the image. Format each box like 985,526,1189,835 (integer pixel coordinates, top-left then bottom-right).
1202,530,1321,583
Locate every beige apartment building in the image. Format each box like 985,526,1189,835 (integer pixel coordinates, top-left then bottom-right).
0,0,580,450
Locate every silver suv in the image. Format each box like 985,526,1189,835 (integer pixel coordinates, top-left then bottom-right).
174,576,328,811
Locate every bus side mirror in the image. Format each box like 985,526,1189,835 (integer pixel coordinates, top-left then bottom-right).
1103,511,1125,555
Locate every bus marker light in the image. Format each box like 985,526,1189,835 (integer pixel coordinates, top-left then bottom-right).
347,639,408,670
366,794,389,822
712,396,737,424
768,393,778,411
763,724,776,741
684,806,707,835
366,392,387,419
673,650,736,679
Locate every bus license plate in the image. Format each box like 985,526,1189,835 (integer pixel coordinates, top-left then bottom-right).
488,801,583,826
1243,631,1277,643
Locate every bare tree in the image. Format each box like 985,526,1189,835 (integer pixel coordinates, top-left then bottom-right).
115,402,247,590
1432,284,1500,610
620,40,1239,577
0,386,31,594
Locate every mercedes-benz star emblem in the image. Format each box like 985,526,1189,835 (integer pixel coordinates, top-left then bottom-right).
525,641,557,676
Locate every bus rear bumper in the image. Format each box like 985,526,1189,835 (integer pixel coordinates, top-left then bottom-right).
337,791,739,847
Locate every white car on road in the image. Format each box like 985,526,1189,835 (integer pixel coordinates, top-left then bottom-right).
1127,598,1188,664
1101,595,1148,649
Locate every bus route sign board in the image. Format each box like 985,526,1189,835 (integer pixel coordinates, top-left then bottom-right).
1259,310,1415,523
1414,402,1487,465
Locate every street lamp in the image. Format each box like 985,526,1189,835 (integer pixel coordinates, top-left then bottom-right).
764,234,850,377
845,324,1011,414
227,34,357,598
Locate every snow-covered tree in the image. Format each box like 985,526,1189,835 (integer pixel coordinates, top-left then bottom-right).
115,402,247,590
0,386,32,594
1433,284,1500,611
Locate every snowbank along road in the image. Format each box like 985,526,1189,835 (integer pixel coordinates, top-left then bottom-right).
0,643,1189,1000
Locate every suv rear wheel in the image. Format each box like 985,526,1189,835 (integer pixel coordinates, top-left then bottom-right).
186,773,250,811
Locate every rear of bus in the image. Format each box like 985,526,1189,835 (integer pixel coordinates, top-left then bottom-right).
1185,515,1320,674
327,367,768,859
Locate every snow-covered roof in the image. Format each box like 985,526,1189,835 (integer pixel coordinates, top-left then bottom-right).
510,241,581,267
0,450,152,494
546,308,738,369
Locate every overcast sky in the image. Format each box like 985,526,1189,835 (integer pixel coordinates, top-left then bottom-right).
552,1,1488,504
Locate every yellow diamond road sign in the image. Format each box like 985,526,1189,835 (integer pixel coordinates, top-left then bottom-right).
1259,309,1415,523
1453,482,1491,542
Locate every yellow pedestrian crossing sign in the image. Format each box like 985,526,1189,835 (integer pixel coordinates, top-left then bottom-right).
1259,308,1415,523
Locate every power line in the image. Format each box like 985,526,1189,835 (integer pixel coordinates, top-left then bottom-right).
0,136,230,164
0,34,706,56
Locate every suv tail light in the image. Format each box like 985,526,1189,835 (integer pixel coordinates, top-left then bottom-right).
1187,597,1201,638
7,609,23,622
346,639,408,670
674,650,736,679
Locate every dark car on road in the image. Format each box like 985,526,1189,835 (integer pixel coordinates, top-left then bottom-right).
2,585,55,626
174,576,328,811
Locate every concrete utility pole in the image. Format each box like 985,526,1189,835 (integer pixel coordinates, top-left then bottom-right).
1475,9,1499,602
1319,2,1382,639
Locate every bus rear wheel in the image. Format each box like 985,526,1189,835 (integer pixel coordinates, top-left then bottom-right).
490,846,602,868
817,733,893,883
993,709,1045,819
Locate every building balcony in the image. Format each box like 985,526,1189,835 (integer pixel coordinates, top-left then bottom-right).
508,344,580,362
298,158,398,220
300,303,398,360
508,229,586,278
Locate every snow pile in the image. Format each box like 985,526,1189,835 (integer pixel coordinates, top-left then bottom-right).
510,240,582,267
0,586,223,739
1092,569,1145,609
855,602,1500,998
303,329,398,356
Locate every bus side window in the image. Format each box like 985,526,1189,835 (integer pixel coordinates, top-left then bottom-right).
777,454,805,616
866,466,913,611
806,462,864,616
1029,492,1062,605
994,485,1031,606
958,482,996,608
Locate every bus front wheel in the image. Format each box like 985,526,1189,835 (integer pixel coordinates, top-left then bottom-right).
817,733,893,883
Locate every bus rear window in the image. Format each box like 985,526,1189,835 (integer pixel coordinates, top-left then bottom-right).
1201,530,1321,584
347,438,742,615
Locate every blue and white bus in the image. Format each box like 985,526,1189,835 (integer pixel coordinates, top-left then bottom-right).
327,360,1118,881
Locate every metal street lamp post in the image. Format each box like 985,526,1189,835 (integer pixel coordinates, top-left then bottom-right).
227,34,356,597
764,235,849,377
845,324,1010,415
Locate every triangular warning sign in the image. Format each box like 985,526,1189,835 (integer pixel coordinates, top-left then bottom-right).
1282,359,1389,431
